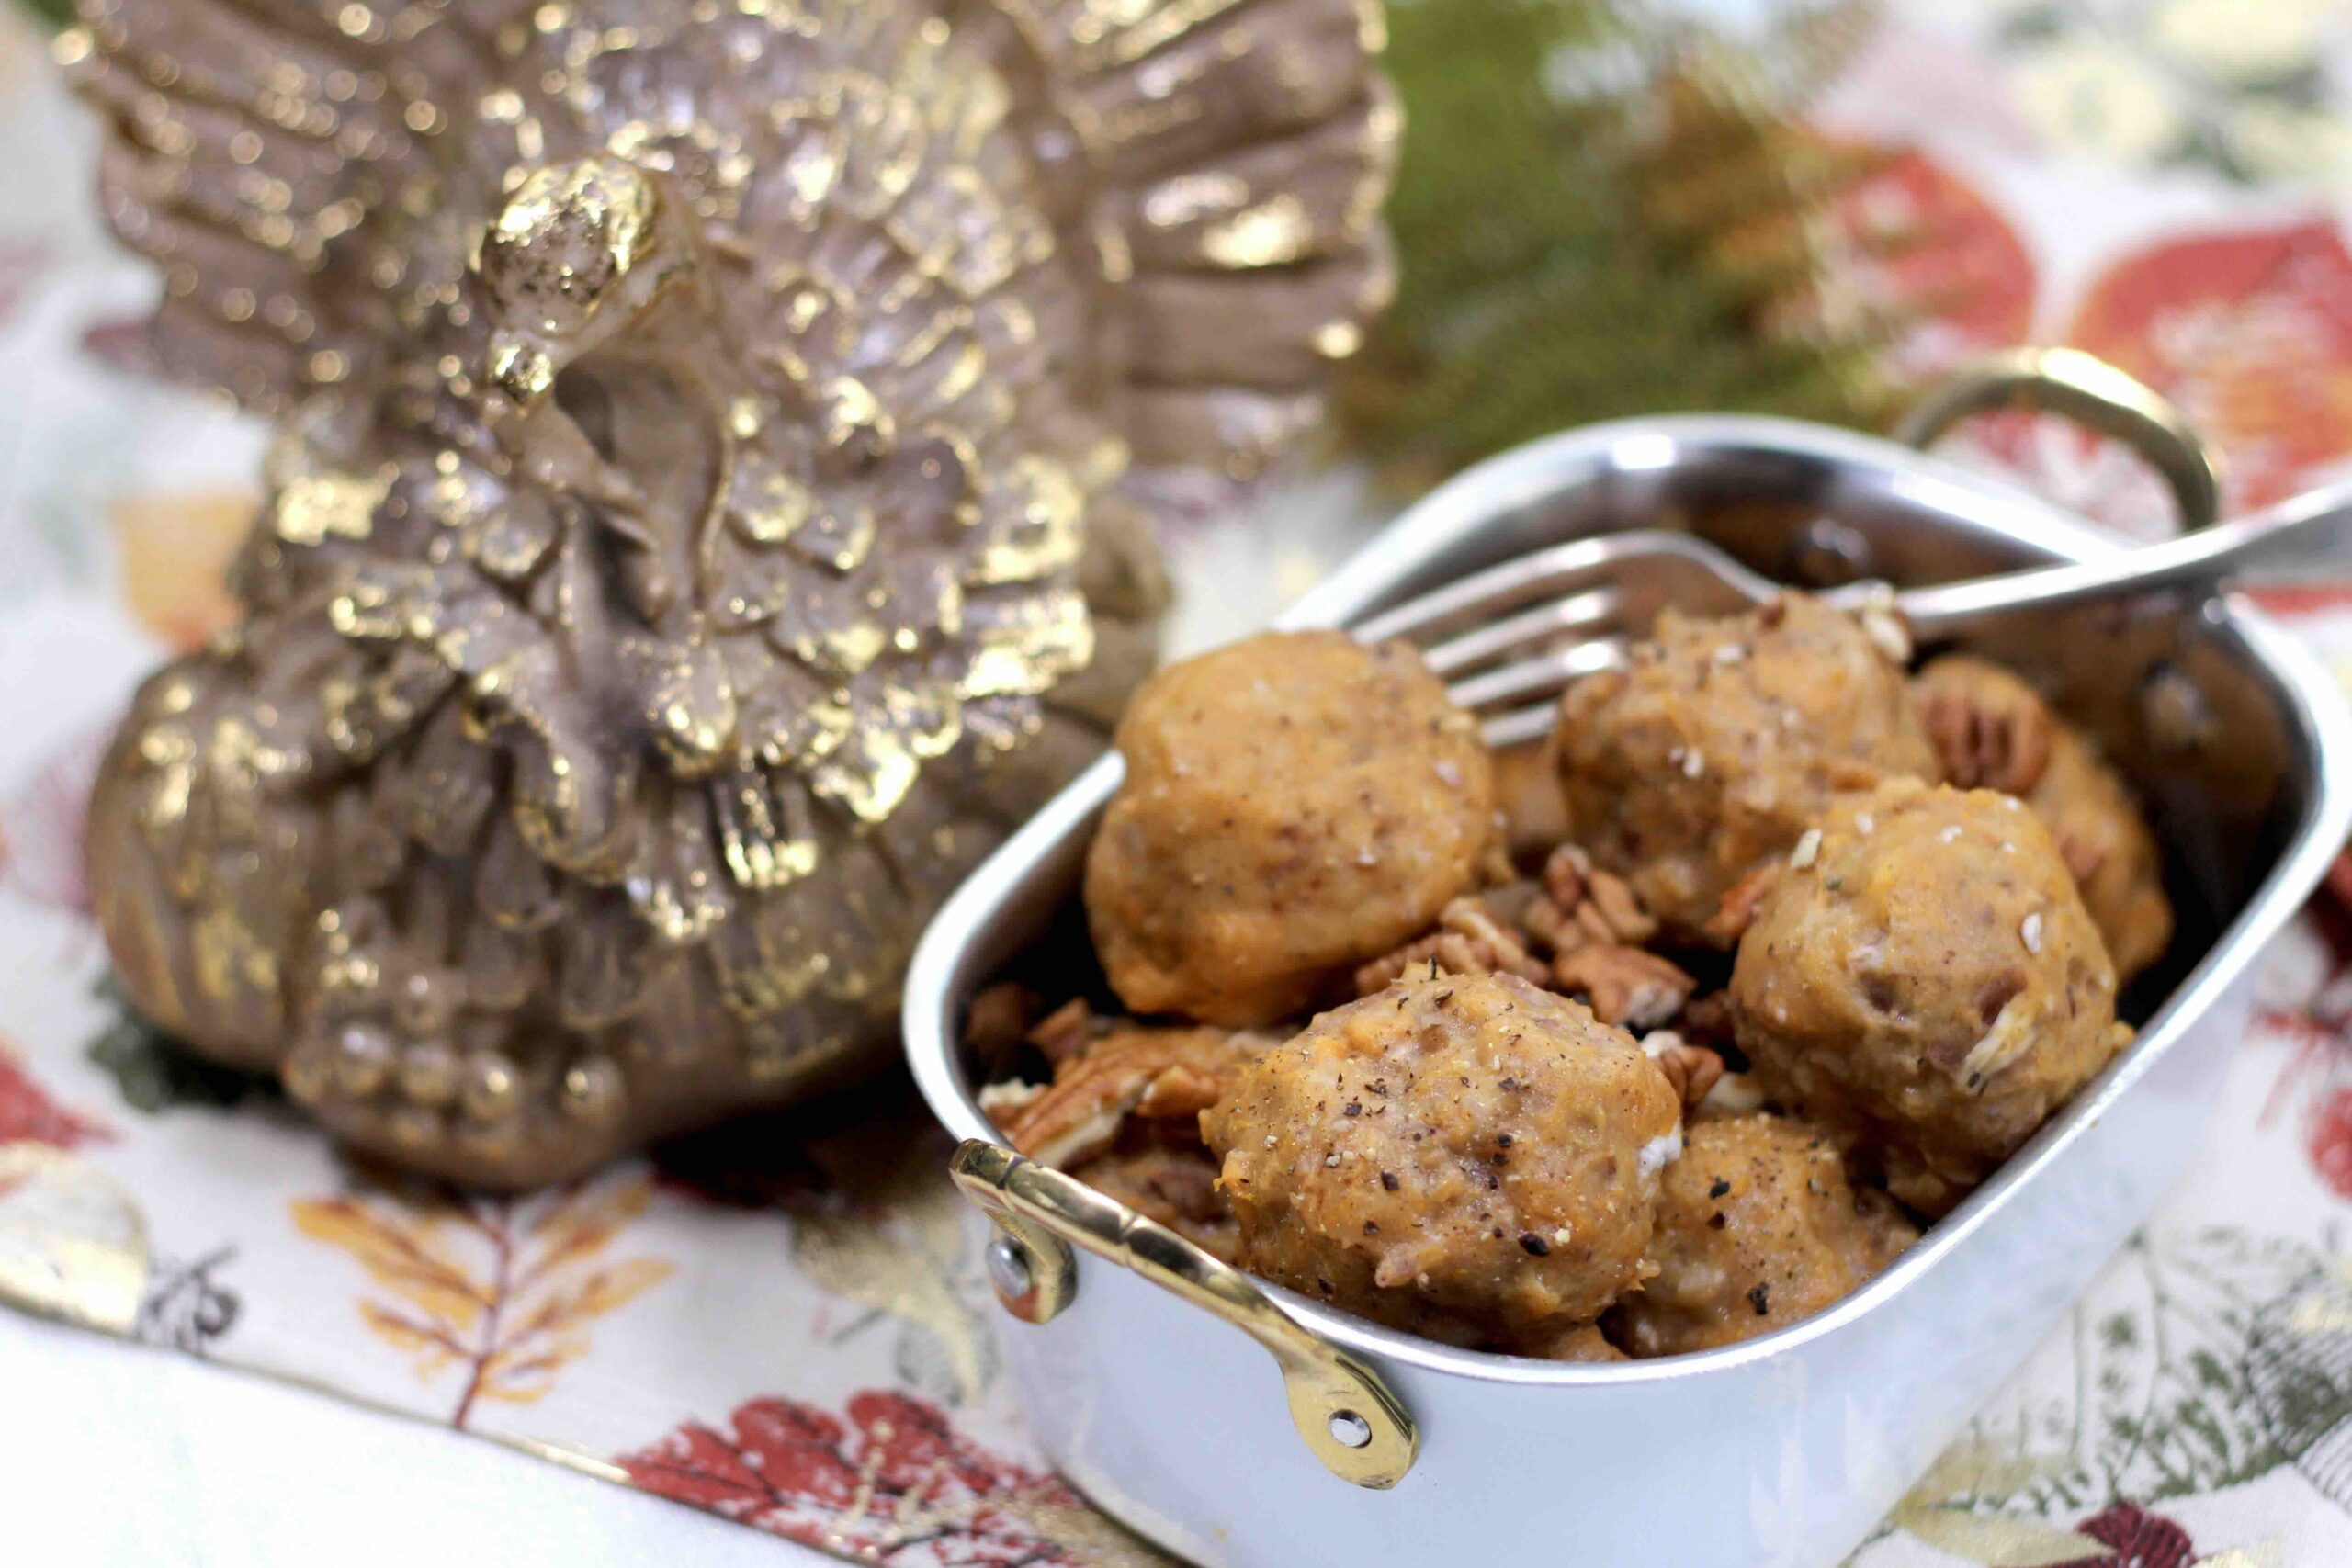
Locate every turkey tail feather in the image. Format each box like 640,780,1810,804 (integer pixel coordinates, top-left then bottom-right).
993,0,1397,471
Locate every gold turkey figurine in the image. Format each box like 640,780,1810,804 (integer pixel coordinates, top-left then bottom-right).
61,0,1396,1184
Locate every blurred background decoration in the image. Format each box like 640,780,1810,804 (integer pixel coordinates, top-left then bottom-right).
1338,0,1910,489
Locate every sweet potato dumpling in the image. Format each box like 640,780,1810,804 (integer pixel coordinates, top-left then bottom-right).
1203,972,1682,1343
1085,631,1494,1026
1555,594,1939,942
1729,779,2132,1214
1608,1111,1917,1357
1913,654,2172,982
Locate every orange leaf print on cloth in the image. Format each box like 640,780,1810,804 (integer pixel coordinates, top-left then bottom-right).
291,1171,673,1427
2072,220,2352,511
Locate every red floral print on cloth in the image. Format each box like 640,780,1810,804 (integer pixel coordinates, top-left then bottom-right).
2072,220,2352,512
0,1047,107,1151
1815,142,2037,383
2310,1086,2352,1201
2263,869,2352,1201
0,727,104,919
622,1391,1092,1565
2055,1502,2196,1568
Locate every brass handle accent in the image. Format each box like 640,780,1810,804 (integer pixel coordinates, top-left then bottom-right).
949,1139,1420,1490
1895,346,2223,535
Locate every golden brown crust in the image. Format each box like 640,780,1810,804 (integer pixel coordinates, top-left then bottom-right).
1202,972,1682,1341
1608,1112,1917,1357
1086,631,1494,1026
1912,657,2172,981
1555,595,1939,943
1729,780,2132,1214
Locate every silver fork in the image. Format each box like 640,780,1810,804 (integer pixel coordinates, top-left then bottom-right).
1356,477,2352,748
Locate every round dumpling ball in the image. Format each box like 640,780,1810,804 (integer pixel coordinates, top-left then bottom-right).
1607,1111,1917,1357
1086,630,1495,1026
1555,594,1939,942
1202,972,1683,1343
1729,779,2132,1214
1913,655,2172,982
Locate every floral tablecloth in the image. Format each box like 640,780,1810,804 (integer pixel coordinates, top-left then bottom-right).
12,3,2352,1565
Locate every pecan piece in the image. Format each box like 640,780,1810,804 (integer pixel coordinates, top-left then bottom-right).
1678,989,1737,1050
1554,943,1695,1031
1355,896,1551,996
1543,842,1591,912
1561,944,1693,1029
998,1026,1268,1168
1026,998,1098,1066
1702,862,1779,945
1918,680,2053,795
1524,842,1657,953
963,982,1040,1074
1639,1031,1725,1111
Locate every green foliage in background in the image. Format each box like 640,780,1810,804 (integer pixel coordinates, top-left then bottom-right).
17,0,72,31
1340,0,1906,489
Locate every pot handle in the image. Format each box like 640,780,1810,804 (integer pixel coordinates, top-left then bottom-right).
949,1138,1419,1490
1895,345,2223,535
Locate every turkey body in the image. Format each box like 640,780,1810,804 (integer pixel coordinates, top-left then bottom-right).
67,0,1396,1183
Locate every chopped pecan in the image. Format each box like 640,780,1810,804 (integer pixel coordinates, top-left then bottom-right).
963,982,1040,1073
1025,998,1098,1066
1919,681,2053,795
1583,868,1657,945
1525,841,1657,953
1678,989,1737,1050
1702,862,1778,945
978,1078,1046,1122
1521,890,1585,956
1355,896,1551,996
1068,1131,1238,1262
1700,1070,1767,1116
1543,842,1591,912
1554,943,1695,1031
1640,1031,1725,1111
999,1026,1266,1169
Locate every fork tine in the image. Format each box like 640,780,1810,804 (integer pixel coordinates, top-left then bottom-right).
1482,705,1566,750
1420,588,1618,677
1447,637,1627,713
1353,537,1628,646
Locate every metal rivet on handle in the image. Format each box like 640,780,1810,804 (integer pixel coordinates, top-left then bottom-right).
1328,1411,1373,1450
986,1235,1034,1303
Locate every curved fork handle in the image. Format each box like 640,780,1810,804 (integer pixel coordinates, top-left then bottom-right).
949,1140,1420,1490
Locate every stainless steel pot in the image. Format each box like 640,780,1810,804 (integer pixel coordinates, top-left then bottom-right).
903,367,2352,1568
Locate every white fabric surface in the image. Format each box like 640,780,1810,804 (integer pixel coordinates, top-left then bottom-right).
2,1311,831,1567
